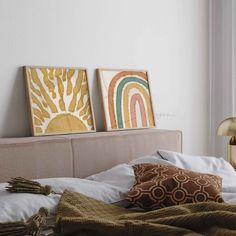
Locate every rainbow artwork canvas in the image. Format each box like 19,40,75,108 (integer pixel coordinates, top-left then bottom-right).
97,69,155,131
25,66,95,136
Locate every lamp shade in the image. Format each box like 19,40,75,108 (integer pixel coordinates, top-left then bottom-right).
217,117,236,136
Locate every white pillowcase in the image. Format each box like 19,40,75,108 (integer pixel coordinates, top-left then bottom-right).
87,151,236,203
157,150,236,192
86,164,134,190
0,178,127,222
87,154,169,191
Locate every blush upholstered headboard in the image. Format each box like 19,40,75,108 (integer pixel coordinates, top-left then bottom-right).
0,129,182,182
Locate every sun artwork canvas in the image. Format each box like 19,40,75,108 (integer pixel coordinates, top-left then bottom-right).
97,69,155,131
25,66,95,136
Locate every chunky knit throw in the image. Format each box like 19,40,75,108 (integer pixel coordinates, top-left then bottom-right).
54,190,236,236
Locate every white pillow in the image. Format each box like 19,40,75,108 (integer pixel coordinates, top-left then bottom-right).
86,154,170,191
87,151,236,197
86,164,134,190
0,177,127,222
157,150,236,192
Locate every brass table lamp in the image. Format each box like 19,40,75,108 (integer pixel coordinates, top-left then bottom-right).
217,117,236,169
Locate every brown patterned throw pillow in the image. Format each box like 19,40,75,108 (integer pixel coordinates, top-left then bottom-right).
127,164,224,210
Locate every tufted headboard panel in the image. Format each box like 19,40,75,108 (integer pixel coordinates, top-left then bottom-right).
0,129,182,182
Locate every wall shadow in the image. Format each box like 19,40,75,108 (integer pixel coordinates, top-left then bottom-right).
91,70,105,132
2,67,31,137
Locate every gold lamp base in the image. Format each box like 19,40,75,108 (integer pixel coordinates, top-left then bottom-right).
228,136,236,169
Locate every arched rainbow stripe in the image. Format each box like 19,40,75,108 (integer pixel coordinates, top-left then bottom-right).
116,77,148,128
123,83,153,128
130,94,147,127
108,71,155,129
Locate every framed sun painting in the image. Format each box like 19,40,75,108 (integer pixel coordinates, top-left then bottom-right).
24,66,96,136
97,68,156,131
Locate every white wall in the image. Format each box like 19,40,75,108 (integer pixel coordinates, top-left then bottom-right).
0,0,209,155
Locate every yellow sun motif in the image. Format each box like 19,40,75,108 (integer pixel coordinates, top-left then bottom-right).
25,67,95,136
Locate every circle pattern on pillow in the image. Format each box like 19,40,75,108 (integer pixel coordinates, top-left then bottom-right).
127,164,224,210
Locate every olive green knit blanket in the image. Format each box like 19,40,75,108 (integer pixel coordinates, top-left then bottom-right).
55,190,236,236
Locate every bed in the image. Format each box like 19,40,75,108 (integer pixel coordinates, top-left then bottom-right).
1,129,236,236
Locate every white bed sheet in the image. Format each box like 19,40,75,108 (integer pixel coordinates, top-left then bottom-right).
223,192,236,204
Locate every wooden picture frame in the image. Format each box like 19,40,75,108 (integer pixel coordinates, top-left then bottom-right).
24,66,96,136
97,68,156,131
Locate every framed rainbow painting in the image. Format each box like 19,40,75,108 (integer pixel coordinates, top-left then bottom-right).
24,66,96,136
97,68,156,131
